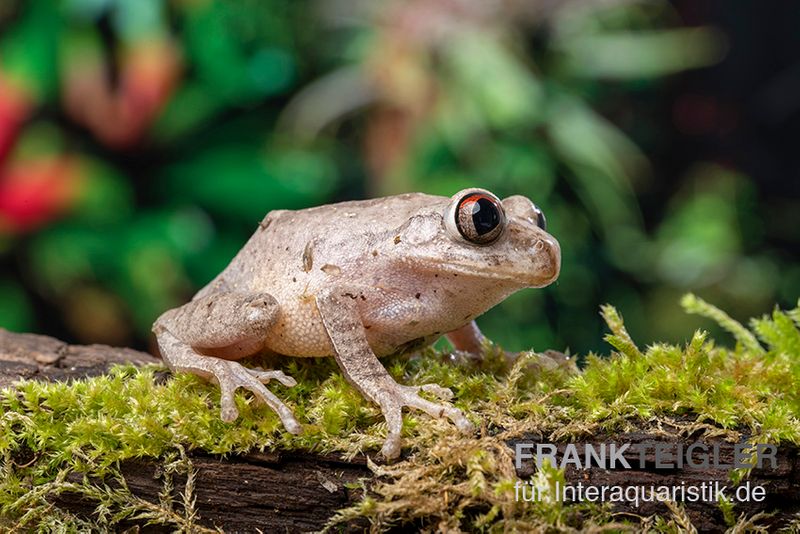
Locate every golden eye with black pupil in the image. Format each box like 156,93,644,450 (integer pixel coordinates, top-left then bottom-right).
455,193,506,244
533,204,546,231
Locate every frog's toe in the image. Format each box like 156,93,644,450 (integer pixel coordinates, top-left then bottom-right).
242,380,302,434
417,383,454,401
248,367,297,387
217,374,241,423
215,361,302,434
397,385,474,434
378,397,403,460
282,416,303,435
380,434,402,460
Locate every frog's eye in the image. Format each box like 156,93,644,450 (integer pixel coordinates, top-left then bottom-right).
533,204,546,231
454,192,506,245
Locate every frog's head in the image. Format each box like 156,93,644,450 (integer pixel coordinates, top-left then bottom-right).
395,188,560,288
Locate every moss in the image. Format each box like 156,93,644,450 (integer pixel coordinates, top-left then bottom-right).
1,294,799,531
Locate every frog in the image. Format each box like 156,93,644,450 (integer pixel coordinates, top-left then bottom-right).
152,188,560,459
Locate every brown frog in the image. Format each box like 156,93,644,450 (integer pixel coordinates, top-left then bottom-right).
153,188,560,459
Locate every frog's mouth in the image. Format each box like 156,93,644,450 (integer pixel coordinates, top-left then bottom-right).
433,262,559,288
423,237,561,288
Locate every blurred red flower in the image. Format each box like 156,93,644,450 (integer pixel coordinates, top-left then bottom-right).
0,156,82,234
0,75,32,166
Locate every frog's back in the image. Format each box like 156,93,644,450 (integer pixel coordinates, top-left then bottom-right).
272,192,443,231
261,192,442,248
196,192,444,298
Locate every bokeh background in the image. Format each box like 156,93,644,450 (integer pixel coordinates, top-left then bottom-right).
0,0,797,357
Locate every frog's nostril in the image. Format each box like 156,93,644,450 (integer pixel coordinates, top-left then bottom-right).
530,238,561,286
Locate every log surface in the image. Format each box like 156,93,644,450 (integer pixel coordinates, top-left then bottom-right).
1,328,798,532
0,328,158,387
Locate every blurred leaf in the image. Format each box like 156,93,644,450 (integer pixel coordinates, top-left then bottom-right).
433,89,486,150
71,159,134,224
183,2,259,102
12,122,65,158
414,172,475,198
479,141,556,198
557,28,727,79
547,95,648,190
656,206,735,286
0,1,60,99
63,0,113,20
547,96,646,242
248,47,295,95
162,208,214,256
280,66,375,139
27,209,207,335
28,226,111,294
442,31,543,129
183,1,296,103
118,239,187,332
111,0,166,42
655,165,743,287
183,229,243,289
152,83,225,142
160,146,337,221
0,278,33,332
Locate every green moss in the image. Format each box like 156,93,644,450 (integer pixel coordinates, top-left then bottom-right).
1,294,798,531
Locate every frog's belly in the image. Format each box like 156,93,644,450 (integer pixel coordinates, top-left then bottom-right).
265,298,334,357
263,296,440,358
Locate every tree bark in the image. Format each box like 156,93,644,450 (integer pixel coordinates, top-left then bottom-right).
1,328,798,532
0,328,159,387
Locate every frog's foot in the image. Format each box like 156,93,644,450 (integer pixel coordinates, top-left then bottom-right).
378,382,473,460
499,349,578,374
215,361,302,434
154,329,302,435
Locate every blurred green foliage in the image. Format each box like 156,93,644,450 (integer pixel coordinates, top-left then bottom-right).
0,0,794,356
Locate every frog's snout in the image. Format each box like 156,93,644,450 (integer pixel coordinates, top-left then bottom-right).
531,236,561,287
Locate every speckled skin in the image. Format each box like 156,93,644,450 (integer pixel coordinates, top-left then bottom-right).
153,188,560,459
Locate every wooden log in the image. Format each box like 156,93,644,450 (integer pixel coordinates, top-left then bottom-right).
0,328,369,532
1,328,798,532
0,328,159,387
54,453,369,532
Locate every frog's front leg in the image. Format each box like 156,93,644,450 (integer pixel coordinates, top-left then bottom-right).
152,292,301,434
316,288,474,460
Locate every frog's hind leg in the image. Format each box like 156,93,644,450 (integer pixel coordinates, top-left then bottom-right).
445,321,486,356
152,292,301,434
446,320,569,372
